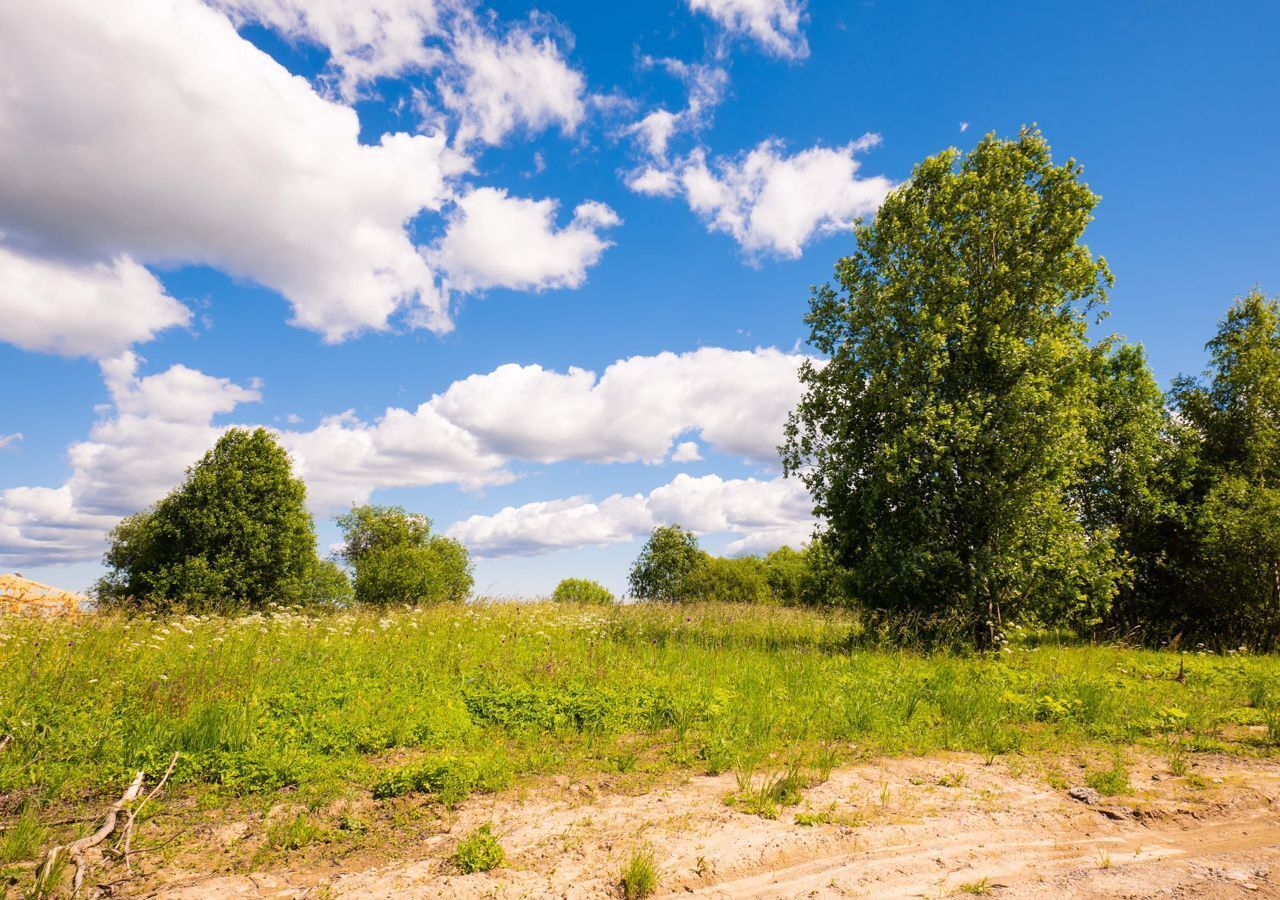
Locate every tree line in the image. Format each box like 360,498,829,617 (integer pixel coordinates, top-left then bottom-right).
93,127,1279,651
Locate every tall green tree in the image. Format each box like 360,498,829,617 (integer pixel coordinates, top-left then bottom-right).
781,128,1122,639
1167,289,1280,648
95,427,325,612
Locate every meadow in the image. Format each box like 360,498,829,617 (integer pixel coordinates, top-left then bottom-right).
2,601,1277,835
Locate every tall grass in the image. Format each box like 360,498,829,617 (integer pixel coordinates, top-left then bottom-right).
0,601,1275,815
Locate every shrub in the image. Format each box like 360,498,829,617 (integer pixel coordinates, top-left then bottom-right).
94,427,320,613
454,824,505,873
628,525,703,602
551,578,615,605
686,555,772,603
339,504,473,605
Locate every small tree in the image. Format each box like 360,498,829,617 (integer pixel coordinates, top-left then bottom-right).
95,427,322,612
628,525,704,602
551,578,616,604
337,504,474,605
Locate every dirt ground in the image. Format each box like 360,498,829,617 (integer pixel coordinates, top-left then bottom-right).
140,752,1279,899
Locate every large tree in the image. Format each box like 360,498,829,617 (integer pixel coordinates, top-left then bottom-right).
781,128,1125,639
95,427,326,612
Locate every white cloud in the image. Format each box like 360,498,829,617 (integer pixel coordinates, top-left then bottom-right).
0,346,811,566
431,346,810,464
960,121,970,132
447,473,813,558
441,23,587,147
672,441,702,462
213,0,450,98
280,406,511,512
429,188,619,293
688,0,808,59
622,59,727,163
0,248,190,358
643,136,892,258
0,0,468,344
0,433,23,452
626,166,681,197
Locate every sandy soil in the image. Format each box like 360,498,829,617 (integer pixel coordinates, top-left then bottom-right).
144,752,1280,899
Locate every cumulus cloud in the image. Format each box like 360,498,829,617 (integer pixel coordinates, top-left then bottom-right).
213,0,450,97
447,473,814,558
429,188,620,293
441,23,587,147
626,166,681,197
0,248,190,358
0,434,23,452
0,0,468,343
632,136,892,258
688,0,809,59
431,346,811,464
0,346,811,566
280,407,511,512
672,441,702,463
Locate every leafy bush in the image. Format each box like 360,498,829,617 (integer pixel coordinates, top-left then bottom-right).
551,578,615,605
94,427,321,613
339,504,473,605
454,824,505,873
686,555,772,604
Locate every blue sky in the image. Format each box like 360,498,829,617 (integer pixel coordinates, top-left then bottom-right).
1,0,1277,596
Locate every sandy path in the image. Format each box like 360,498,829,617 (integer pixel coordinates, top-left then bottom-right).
153,752,1280,899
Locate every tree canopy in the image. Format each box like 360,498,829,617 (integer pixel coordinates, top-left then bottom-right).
782,127,1134,640
95,427,323,612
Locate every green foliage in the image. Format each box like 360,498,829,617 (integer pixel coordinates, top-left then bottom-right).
371,756,507,805
1146,289,1280,649
335,505,432,567
338,504,474,605
1085,752,1130,796
628,525,703,601
551,578,615,605
619,847,660,899
454,824,505,873
686,555,772,604
0,805,45,864
782,127,1125,640
94,427,321,613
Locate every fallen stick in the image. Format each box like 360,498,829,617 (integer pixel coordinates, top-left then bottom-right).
122,752,179,874
36,770,145,897
0,734,11,753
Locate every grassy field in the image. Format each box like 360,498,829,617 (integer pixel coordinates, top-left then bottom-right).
1,601,1278,881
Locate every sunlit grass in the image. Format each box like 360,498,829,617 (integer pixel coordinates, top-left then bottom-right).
0,600,1276,817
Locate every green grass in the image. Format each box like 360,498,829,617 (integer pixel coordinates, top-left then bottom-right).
0,601,1277,833
619,846,660,899
453,823,505,874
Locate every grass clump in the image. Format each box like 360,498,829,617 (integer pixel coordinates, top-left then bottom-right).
264,812,326,852
454,823,505,874
0,805,46,864
729,763,809,818
1085,753,1130,796
619,846,660,899
956,876,992,894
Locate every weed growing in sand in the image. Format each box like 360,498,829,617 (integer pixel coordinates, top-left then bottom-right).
454,823,504,874
956,877,992,895
264,812,326,852
619,846,660,899
729,763,808,818
1085,752,1130,796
